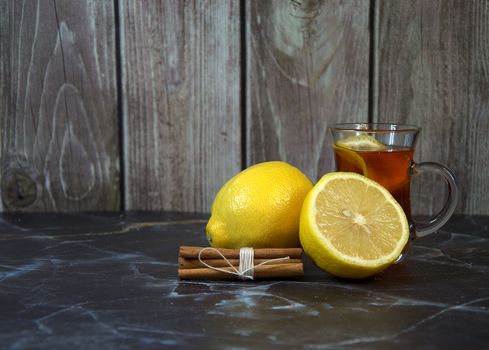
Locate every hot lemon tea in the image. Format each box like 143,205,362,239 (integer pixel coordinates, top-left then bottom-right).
329,123,459,262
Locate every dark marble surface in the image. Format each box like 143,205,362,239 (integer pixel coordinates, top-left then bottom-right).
0,212,488,349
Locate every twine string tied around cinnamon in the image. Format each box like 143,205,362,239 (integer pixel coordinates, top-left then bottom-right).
197,247,291,280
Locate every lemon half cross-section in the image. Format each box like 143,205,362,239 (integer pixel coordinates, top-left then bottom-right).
300,172,409,279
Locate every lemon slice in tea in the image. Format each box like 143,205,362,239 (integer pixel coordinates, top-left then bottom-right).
336,135,387,151
333,145,369,176
299,172,409,279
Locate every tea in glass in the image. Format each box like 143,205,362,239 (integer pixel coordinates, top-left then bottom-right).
329,123,459,261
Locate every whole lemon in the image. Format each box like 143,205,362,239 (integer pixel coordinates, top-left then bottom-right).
206,161,313,248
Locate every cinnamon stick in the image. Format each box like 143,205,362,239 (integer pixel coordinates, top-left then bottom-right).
179,246,302,259
179,256,302,269
178,263,303,280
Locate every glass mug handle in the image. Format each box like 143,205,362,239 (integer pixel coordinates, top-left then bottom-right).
410,162,459,237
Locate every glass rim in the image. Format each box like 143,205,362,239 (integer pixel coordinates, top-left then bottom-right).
328,122,421,133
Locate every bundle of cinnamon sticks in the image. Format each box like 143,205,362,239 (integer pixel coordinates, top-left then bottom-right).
178,246,303,280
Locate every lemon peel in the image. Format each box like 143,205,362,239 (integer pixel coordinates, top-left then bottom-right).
207,161,313,248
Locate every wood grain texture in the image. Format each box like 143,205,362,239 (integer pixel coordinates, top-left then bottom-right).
0,0,119,211
374,0,489,215
121,0,241,212
246,0,370,182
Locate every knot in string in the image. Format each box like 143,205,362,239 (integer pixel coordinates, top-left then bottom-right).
197,247,290,280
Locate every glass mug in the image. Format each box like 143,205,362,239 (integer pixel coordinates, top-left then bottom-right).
329,123,459,260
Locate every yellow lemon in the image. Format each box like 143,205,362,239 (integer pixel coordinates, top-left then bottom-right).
207,161,313,248
300,172,409,279
333,135,387,176
336,135,387,151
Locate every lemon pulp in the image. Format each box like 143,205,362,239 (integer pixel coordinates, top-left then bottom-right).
336,135,387,151
300,172,409,278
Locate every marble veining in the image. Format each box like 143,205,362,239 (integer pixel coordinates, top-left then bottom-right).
0,213,488,349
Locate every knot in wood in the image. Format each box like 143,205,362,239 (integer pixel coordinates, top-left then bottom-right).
1,169,38,208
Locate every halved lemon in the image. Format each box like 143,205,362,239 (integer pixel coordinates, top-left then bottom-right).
336,135,387,151
300,172,409,279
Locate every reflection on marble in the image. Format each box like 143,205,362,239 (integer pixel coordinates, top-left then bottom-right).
0,213,488,349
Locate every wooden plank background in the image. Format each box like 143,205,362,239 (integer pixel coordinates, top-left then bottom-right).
374,0,489,215
246,0,370,181
120,0,241,212
1,0,488,216
0,0,119,212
